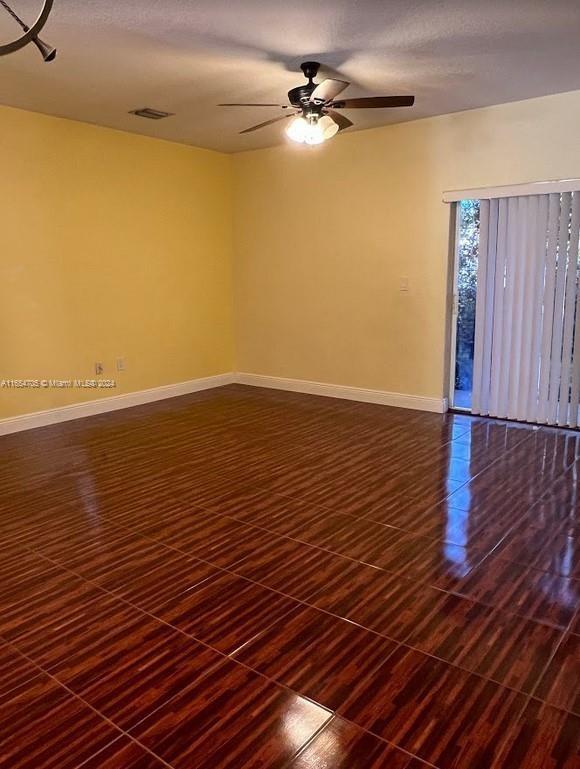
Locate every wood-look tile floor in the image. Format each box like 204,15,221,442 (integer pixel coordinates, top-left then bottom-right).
1,384,579,768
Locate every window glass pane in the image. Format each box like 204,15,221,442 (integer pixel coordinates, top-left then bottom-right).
454,199,480,409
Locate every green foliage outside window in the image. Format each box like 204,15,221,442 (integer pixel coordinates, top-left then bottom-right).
455,200,480,391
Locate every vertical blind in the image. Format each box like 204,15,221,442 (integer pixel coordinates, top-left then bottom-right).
471,192,580,427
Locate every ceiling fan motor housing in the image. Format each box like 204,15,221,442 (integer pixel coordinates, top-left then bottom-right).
288,83,316,108
288,61,322,109
288,61,325,112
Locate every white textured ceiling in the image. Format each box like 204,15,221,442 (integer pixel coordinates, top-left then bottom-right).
1,0,580,153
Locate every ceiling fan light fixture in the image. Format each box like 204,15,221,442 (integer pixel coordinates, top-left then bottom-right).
286,113,337,145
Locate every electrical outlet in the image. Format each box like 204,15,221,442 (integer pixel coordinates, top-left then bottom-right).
116,357,126,372
95,362,104,375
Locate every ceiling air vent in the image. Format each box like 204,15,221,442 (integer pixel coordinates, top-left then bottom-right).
129,107,174,120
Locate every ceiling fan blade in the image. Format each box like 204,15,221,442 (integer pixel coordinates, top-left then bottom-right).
219,103,290,108
239,113,295,134
327,109,354,131
330,96,415,109
309,78,349,104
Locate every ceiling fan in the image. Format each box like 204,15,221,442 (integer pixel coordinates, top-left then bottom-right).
219,61,414,145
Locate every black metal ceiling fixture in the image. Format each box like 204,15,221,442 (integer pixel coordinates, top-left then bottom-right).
219,61,415,143
0,0,56,61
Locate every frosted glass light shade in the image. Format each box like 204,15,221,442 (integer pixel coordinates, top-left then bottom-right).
318,115,339,139
286,117,308,142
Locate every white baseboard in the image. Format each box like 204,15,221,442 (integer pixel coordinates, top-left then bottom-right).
0,371,448,436
236,373,448,414
0,373,236,436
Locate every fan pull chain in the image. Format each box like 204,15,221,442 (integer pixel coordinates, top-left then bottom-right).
0,0,29,32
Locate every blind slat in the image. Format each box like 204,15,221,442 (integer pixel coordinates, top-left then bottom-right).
526,195,549,421
559,196,580,425
471,200,490,415
538,194,561,423
547,193,573,423
517,197,538,421
487,199,509,417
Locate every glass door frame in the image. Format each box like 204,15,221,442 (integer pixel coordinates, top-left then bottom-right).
448,202,467,410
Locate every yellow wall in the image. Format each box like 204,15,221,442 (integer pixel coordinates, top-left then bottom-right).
233,89,580,400
4,89,580,421
0,105,234,419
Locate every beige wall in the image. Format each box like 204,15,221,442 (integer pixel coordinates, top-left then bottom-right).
0,105,234,419
232,89,580,400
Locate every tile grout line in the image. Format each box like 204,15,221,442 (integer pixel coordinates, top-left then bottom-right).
18,508,567,647
4,415,572,551
187,423,498,523
174,423,577,569
7,523,569,746
2,417,578,766
523,626,577,716
8,479,574,701
0,637,178,769
102,471,576,633
7,432,576,646
0,537,454,768
0,548,339,736
278,713,443,769
262,423,534,521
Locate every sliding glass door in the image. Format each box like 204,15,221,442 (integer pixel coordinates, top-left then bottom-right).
449,192,580,427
